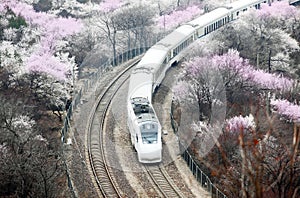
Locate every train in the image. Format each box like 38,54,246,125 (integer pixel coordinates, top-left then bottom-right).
127,0,267,163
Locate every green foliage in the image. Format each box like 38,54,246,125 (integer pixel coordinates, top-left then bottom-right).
8,15,27,29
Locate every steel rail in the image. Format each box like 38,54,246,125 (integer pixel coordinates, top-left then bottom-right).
86,59,140,197
144,165,185,198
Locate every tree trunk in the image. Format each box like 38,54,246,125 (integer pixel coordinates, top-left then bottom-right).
127,31,131,59
268,49,272,72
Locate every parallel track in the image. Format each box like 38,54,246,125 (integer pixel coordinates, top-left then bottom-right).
85,58,186,198
86,59,139,197
145,165,185,198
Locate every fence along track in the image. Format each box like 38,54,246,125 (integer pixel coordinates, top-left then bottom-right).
86,59,140,197
145,165,185,198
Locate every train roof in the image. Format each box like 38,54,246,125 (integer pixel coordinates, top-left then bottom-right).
129,47,169,102
137,47,168,69
188,7,229,27
128,71,153,101
156,25,195,49
228,0,265,10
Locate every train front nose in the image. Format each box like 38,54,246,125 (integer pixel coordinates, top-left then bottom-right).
138,147,162,163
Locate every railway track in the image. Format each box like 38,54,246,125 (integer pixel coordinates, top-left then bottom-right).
145,165,185,198
85,59,139,197
85,58,187,197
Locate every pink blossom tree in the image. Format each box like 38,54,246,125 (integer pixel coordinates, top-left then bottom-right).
26,53,69,80
270,99,300,123
256,1,298,24
174,50,294,106
213,49,294,91
225,114,256,133
173,54,227,122
1,0,83,80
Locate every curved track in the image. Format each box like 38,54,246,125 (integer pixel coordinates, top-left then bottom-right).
145,165,185,198
85,58,187,197
86,60,139,197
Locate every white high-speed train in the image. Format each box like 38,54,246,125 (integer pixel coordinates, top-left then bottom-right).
127,0,267,163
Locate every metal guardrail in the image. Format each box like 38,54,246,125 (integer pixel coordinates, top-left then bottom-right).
171,112,227,198
181,150,227,198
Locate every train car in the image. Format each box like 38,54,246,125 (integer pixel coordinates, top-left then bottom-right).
228,0,267,19
127,47,168,163
188,7,230,37
127,0,268,163
155,24,196,66
128,47,169,102
127,97,162,163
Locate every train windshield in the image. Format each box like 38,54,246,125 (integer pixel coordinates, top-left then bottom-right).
141,132,158,144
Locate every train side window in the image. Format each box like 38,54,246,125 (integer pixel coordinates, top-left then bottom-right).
136,134,138,142
236,11,239,16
